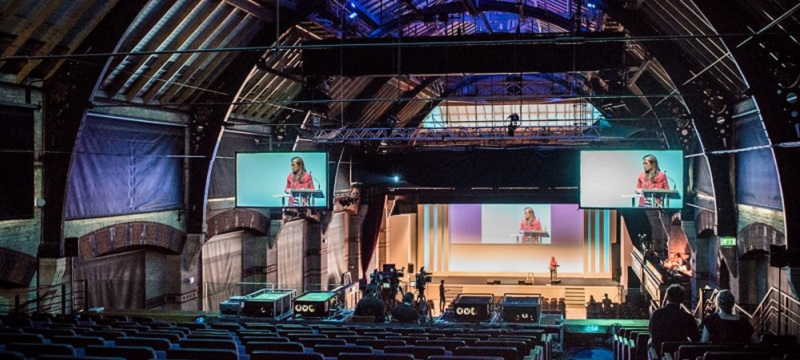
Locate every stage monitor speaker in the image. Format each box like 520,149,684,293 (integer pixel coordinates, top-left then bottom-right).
453,295,493,322
770,244,787,268
64,237,78,257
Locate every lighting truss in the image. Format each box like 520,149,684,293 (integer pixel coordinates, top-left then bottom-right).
310,125,622,143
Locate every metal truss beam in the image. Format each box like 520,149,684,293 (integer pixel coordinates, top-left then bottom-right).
310,126,624,143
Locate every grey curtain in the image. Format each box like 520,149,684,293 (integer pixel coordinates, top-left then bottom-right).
76,251,145,310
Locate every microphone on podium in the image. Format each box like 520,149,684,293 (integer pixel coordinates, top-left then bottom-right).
663,170,677,190
309,171,322,190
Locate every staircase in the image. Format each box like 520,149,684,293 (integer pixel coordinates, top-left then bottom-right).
564,287,586,306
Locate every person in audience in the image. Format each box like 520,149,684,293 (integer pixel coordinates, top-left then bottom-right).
285,156,314,206
519,207,543,243
439,279,446,313
354,283,386,322
648,284,700,356
602,293,613,312
635,154,670,207
391,292,421,324
588,295,598,312
700,289,754,344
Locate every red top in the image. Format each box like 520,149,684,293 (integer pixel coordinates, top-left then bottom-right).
550,258,558,267
636,171,669,207
285,172,314,206
519,219,542,232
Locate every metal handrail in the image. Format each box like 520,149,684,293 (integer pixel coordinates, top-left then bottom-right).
0,280,86,315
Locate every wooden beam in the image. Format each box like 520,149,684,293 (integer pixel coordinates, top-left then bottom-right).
102,0,195,97
159,10,249,103
42,0,120,81
124,0,218,102
0,0,60,61
224,0,273,21
141,3,236,104
176,19,259,104
14,0,96,82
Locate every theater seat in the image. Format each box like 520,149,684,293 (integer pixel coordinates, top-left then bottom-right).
85,345,157,360
313,345,372,357
0,352,25,360
453,346,520,360
337,354,415,360
250,351,325,360
5,343,76,358
703,352,768,360
165,348,238,360
115,337,171,351
428,356,504,360
384,345,447,359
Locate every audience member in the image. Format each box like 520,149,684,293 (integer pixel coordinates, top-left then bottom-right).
602,293,612,312
354,283,386,322
649,284,699,356
391,292,421,324
700,289,754,344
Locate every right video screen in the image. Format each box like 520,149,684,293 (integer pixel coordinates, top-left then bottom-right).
580,150,684,209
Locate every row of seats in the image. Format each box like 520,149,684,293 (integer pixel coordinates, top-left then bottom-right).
0,313,552,360
611,324,800,360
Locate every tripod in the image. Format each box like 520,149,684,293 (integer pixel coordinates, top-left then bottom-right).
415,288,433,324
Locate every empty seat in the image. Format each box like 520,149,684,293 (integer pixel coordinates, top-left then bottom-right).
428,356,504,360
355,339,407,349
179,339,237,351
51,335,106,348
240,336,290,345
85,345,157,360
454,346,520,360
415,339,467,351
0,333,46,344
25,328,78,338
81,330,128,341
245,341,304,354
5,343,76,358
295,338,346,347
313,345,372,357
0,351,25,360
209,323,242,332
384,345,447,359
704,352,769,360
250,351,324,360
115,337,171,351
135,331,181,343
165,348,238,360
337,354,414,360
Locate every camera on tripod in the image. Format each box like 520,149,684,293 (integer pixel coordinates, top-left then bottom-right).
415,266,433,291
370,264,404,289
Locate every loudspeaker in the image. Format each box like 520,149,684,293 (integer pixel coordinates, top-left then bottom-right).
627,267,641,288
612,267,622,282
64,237,79,257
408,263,415,274
770,244,788,268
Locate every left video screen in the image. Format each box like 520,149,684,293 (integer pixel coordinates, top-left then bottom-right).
236,152,329,208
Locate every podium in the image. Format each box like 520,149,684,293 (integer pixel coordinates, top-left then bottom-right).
519,230,550,244
277,189,324,206
640,189,680,208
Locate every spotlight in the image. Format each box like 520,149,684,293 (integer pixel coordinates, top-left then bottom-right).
393,175,400,183
507,113,520,137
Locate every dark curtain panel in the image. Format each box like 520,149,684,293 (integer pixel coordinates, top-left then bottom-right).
0,106,34,220
66,116,183,219
735,108,782,209
76,251,146,310
692,153,714,196
209,132,261,199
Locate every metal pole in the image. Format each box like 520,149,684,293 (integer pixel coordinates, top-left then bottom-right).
778,267,782,336
61,283,67,315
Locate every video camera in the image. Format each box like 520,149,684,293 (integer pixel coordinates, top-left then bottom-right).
370,264,405,289
415,267,433,290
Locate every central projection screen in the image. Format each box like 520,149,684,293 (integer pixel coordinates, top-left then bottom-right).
415,204,612,275
580,150,684,209
236,152,329,208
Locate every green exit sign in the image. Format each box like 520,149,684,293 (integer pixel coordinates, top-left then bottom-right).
720,236,736,247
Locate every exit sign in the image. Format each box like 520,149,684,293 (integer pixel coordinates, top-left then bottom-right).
720,236,736,246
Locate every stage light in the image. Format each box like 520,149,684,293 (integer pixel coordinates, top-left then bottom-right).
393,175,400,183
348,12,357,19
507,113,519,137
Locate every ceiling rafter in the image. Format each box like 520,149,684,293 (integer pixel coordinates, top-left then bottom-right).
224,0,274,21
158,10,250,103
103,0,196,97
125,1,222,102
13,0,97,82
42,0,121,81
0,0,61,64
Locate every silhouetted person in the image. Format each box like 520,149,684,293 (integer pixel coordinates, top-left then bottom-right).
354,283,386,323
700,289,754,344
439,279,446,313
602,293,612,312
588,295,598,313
391,292,420,324
649,284,699,356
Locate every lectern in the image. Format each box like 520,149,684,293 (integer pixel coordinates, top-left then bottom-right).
278,189,324,206
640,189,680,208
520,230,550,244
